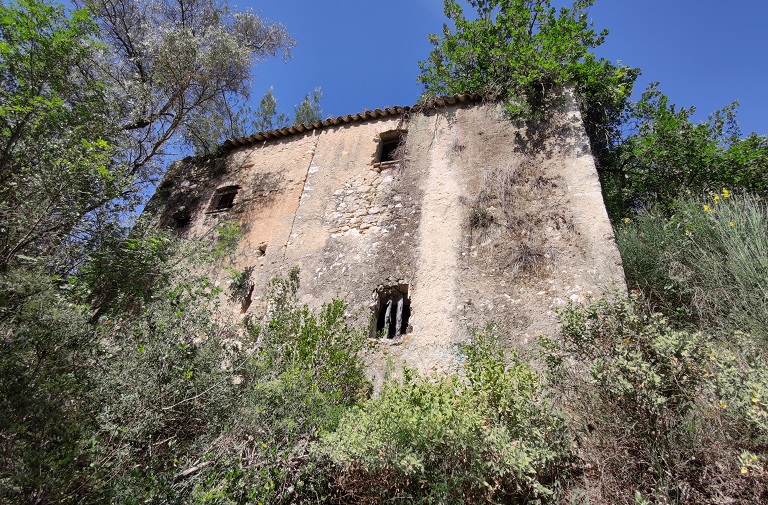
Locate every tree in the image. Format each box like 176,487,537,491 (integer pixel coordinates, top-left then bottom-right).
0,0,121,273
605,83,768,215
80,0,295,166
419,0,638,159
1,0,296,273
0,1,299,499
293,87,323,126
250,86,322,133
252,86,290,132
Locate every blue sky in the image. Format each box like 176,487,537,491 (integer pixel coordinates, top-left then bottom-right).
243,0,768,136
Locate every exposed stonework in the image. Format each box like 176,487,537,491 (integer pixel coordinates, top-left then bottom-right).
146,96,624,387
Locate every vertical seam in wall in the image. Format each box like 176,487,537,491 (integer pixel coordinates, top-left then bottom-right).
282,130,321,260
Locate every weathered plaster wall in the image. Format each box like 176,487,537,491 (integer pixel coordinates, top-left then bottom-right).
147,99,624,385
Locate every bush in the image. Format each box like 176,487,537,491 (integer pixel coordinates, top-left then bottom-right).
314,328,571,504
540,295,768,504
0,269,98,503
617,192,768,338
92,269,372,504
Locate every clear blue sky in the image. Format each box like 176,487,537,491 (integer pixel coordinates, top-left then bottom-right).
242,0,768,137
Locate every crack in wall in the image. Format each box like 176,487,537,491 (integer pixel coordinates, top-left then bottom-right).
282,130,321,260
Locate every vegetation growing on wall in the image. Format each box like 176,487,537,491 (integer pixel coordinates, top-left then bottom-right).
418,0,639,162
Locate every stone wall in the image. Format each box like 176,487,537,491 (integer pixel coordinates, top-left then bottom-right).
147,98,624,386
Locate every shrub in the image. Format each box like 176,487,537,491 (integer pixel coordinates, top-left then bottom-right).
617,192,768,338
540,295,768,503
314,328,571,504
182,274,371,504
16,260,371,504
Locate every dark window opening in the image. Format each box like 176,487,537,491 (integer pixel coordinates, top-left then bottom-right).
371,284,411,339
211,185,239,210
171,207,191,228
376,131,405,165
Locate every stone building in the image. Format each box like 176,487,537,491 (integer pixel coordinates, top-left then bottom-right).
146,93,624,381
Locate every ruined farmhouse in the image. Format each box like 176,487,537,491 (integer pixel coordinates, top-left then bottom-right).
146,93,624,380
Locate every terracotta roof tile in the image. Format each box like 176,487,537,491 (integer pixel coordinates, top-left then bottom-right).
223,93,483,149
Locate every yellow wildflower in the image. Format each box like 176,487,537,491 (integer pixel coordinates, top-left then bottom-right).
713,195,720,203
623,217,630,223
722,188,730,198
730,221,735,227
703,205,711,212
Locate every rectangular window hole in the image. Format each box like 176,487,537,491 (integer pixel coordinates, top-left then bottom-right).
375,130,405,166
371,283,411,339
210,185,240,211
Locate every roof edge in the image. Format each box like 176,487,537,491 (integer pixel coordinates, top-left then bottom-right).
223,93,485,149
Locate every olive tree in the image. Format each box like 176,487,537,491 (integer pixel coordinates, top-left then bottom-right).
82,0,294,163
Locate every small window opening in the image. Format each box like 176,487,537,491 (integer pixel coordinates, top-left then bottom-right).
371,284,411,339
376,131,405,165
171,207,191,229
211,185,239,211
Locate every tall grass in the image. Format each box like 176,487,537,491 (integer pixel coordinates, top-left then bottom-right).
617,192,768,338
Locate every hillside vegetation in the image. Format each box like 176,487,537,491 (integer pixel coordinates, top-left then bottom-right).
1,0,767,503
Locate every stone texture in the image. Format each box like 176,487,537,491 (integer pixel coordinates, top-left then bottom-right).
146,99,625,390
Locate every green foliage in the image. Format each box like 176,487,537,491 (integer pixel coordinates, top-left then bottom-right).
227,265,255,304
293,87,323,126
249,86,323,135
186,273,370,504
2,246,371,503
418,0,638,149
0,270,97,503
315,327,570,504
0,0,125,273
541,296,768,503
89,276,240,502
251,86,291,132
617,192,768,338
604,84,768,215
212,220,244,259
77,227,181,318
